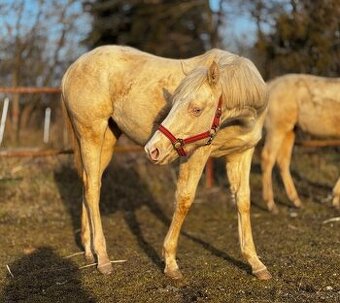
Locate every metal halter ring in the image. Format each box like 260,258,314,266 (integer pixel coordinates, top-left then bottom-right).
173,138,184,149
206,128,218,145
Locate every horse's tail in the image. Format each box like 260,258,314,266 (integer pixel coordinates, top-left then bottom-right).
61,87,83,177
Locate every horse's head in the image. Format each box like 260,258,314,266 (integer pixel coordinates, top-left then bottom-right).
145,61,223,164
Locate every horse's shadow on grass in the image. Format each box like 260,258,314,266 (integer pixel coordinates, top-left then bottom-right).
54,157,250,275
1,247,96,303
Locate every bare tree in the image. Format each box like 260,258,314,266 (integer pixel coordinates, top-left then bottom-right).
0,0,90,144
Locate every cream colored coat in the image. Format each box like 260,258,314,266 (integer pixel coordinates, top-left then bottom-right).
62,45,271,280
262,74,340,213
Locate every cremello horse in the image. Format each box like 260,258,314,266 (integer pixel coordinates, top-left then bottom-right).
262,74,340,213
62,45,271,280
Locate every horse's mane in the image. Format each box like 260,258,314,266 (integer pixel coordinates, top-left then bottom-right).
172,67,209,101
176,50,268,113
218,55,267,112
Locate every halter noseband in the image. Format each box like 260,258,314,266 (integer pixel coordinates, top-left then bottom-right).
158,96,223,157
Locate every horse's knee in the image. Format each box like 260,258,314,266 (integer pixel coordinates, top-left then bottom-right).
236,194,251,213
178,196,193,214
261,146,269,161
83,176,101,196
237,203,250,213
175,193,194,214
261,147,273,171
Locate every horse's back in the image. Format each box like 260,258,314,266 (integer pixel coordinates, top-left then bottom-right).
61,46,125,122
61,46,164,122
296,75,340,137
265,75,300,131
62,45,152,94
266,74,340,137
61,45,187,144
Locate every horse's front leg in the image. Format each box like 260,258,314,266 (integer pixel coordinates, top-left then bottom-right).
226,148,272,280
163,148,210,280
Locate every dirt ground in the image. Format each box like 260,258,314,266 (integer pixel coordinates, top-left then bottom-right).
0,145,339,303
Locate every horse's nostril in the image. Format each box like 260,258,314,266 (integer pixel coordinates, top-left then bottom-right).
150,147,160,161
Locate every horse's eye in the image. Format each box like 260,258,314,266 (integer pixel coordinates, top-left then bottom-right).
192,107,202,116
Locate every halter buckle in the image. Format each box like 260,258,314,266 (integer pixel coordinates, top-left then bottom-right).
216,108,222,118
173,138,184,149
206,128,217,145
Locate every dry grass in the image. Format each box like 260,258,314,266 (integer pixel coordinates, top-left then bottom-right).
0,146,339,302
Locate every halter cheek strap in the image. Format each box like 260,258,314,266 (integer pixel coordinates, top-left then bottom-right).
158,96,223,157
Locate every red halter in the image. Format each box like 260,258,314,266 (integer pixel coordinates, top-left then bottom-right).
158,96,223,157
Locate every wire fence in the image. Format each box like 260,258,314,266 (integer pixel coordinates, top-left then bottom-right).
1,87,340,189
0,87,218,187
0,86,145,153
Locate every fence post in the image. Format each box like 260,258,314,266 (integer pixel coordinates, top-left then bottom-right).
205,158,214,188
43,107,51,144
0,97,10,146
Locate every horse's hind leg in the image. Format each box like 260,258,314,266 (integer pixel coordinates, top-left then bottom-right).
227,148,271,280
261,130,285,214
81,202,94,263
163,148,210,280
276,130,302,208
332,177,340,209
81,124,117,264
79,120,116,274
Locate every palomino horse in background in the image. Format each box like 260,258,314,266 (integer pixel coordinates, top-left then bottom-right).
262,74,340,214
62,45,271,280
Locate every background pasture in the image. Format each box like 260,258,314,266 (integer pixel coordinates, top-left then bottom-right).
0,0,339,302
0,146,339,302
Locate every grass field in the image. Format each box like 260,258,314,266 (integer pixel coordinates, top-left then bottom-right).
0,146,339,303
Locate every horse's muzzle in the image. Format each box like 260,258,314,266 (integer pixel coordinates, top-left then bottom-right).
144,136,177,165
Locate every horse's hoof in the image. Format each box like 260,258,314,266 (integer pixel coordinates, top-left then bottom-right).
98,262,113,275
268,204,279,215
253,268,272,280
84,252,95,263
164,268,184,280
293,200,303,209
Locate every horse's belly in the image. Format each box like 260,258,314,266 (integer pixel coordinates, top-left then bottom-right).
298,99,340,138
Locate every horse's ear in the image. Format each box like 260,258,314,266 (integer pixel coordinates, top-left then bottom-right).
208,61,220,86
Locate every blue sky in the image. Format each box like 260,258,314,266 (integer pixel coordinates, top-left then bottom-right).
0,0,256,52
209,0,257,49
